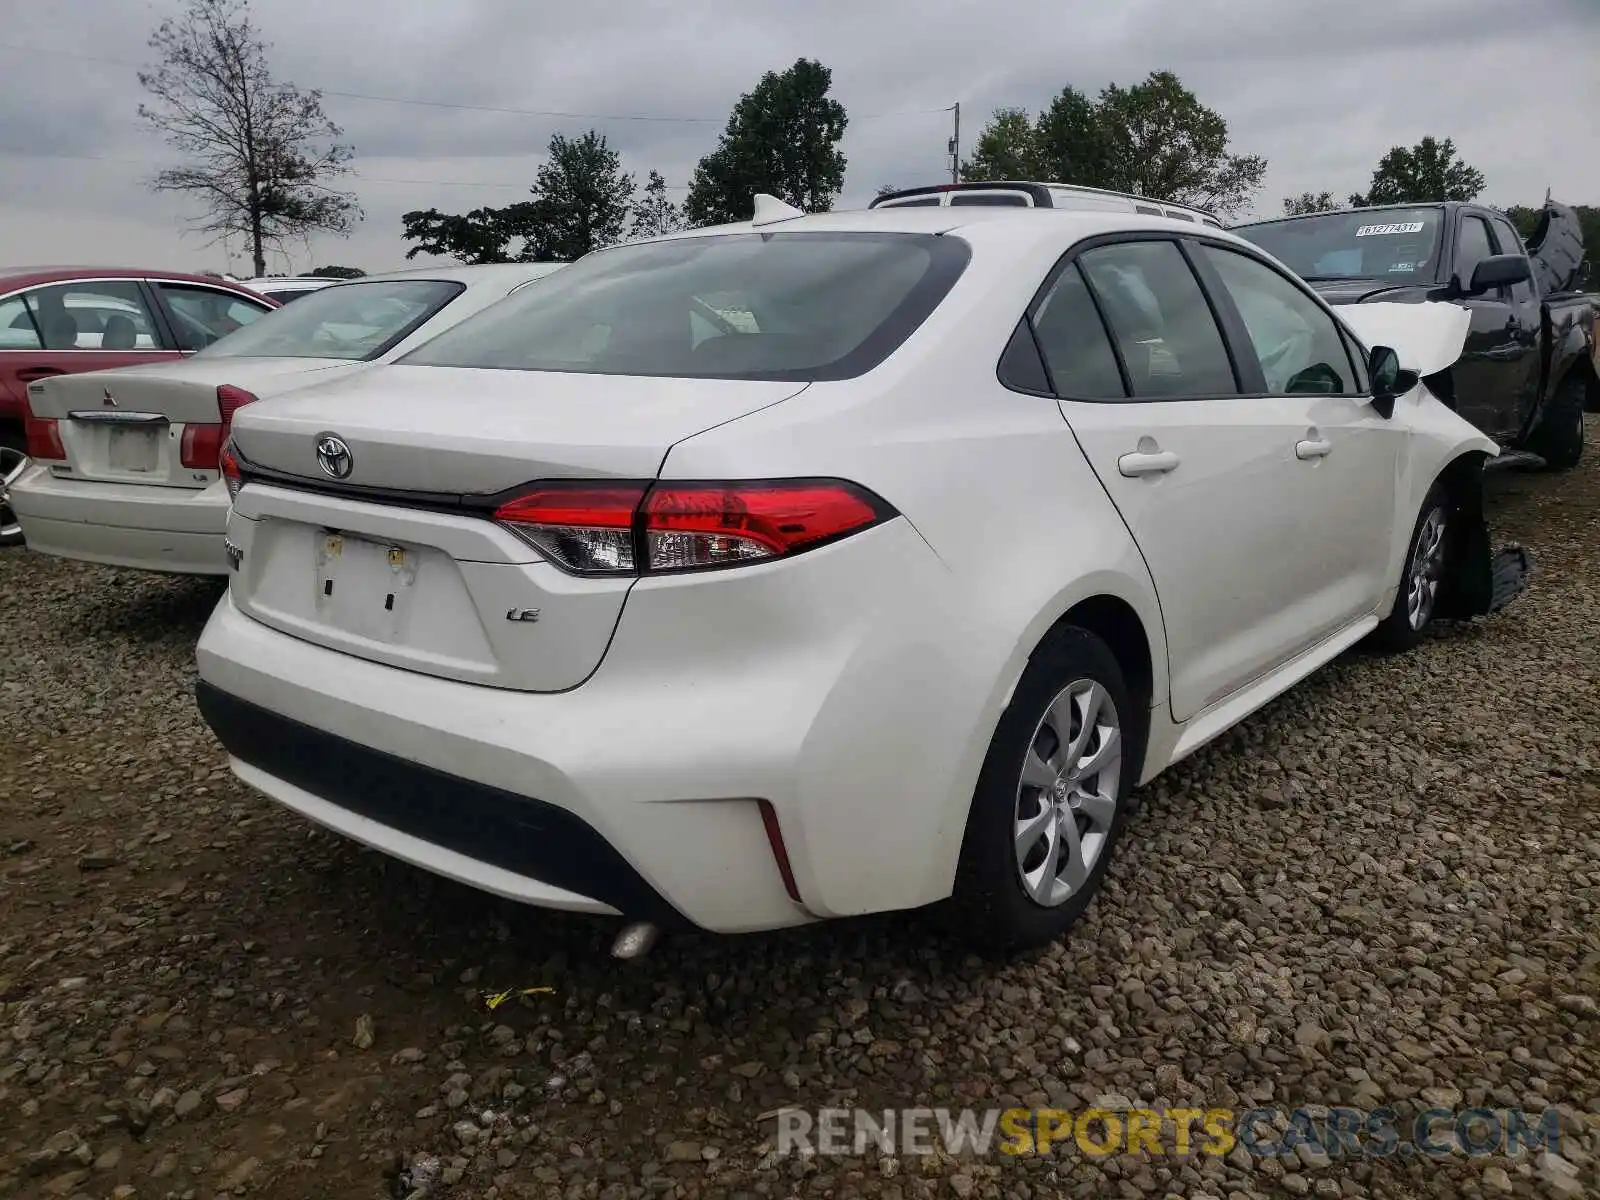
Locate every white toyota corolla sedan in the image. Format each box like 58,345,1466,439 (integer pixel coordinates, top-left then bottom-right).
11,263,564,575
194,200,1529,953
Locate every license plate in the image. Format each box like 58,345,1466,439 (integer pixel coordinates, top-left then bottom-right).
313,532,418,641
108,426,159,472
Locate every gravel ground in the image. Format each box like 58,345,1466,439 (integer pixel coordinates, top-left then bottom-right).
1,457,1597,1200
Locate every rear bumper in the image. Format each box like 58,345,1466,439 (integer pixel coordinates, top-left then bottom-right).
11,465,231,574
195,515,1000,933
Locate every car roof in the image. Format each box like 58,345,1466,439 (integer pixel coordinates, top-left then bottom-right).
1233,202,1450,230
347,262,568,285
623,205,1253,258
0,266,263,293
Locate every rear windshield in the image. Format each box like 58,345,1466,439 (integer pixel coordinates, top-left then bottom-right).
400,232,971,381
197,279,464,361
1233,208,1444,284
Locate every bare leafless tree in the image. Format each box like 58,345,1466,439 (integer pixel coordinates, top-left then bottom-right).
138,0,361,276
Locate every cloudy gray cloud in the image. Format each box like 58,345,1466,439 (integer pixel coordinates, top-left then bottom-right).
1,0,1596,274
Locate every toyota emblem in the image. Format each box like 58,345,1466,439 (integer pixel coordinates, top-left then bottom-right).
315,433,354,480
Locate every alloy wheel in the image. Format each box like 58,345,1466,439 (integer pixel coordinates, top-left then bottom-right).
1406,506,1448,631
0,446,28,544
1013,678,1122,907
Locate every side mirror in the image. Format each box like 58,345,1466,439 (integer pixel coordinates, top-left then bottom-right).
1464,254,1532,297
1368,345,1419,419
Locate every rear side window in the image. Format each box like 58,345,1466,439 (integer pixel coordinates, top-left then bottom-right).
157,284,270,350
402,232,971,382
949,193,1030,207
1078,241,1238,398
1029,263,1125,399
876,197,941,208
23,281,164,351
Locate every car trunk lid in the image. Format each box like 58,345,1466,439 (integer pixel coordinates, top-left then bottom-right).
224,364,807,691
27,358,351,489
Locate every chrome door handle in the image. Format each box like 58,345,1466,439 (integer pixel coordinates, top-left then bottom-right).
1117,450,1180,477
1295,438,1333,460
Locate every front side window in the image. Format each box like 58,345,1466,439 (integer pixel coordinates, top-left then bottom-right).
157,284,272,351
195,279,464,361
1232,207,1444,284
1456,216,1496,292
402,232,971,382
1077,240,1238,398
23,281,163,351
1200,245,1361,395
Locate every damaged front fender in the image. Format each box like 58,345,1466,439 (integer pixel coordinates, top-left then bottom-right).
1435,455,1535,620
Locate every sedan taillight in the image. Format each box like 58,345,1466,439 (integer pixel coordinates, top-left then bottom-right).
492,479,896,576
181,385,260,470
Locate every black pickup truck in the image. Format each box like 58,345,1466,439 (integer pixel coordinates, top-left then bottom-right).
1233,201,1596,469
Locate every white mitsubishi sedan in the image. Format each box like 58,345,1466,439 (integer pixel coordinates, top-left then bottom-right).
11,263,564,574
194,200,1529,953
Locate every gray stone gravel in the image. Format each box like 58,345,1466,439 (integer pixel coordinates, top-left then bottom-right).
0,457,1596,1200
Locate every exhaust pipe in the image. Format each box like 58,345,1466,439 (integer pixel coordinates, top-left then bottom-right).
611,921,659,960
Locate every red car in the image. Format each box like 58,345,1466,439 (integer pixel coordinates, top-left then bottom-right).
0,267,277,543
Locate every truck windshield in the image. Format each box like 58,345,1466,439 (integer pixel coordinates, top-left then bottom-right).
1233,208,1444,284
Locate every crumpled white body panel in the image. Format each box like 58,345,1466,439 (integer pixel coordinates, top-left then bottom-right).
1336,301,1473,378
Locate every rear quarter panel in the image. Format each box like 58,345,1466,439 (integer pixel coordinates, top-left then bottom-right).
655,256,1168,916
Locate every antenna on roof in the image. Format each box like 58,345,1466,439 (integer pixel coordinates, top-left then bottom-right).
752,193,806,227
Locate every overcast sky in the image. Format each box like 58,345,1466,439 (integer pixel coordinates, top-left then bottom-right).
1,0,1596,275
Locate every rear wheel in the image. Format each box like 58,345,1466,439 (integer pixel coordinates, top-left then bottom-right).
1527,374,1585,471
0,429,27,548
1371,482,1452,654
946,625,1136,953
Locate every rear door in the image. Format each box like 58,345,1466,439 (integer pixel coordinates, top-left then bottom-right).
0,279,179,403
1031,236,1374,721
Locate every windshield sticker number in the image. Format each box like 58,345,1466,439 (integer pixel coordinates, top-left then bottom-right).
1388,262,1415,273
1355,222,1425,237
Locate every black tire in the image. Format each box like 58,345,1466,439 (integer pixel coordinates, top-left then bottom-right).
1527,373,1585,472
0,426,26,549
945,625,1139,954
1370,481,1453,654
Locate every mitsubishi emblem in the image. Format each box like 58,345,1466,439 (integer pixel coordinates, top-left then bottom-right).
102,387,118,407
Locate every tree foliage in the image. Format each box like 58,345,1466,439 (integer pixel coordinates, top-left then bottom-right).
684,59,848,226
137,0,359,277
962,72,1266,217
1350,136,1486,207
310,264,364,278
1283,191,1341,216
400,131,634,263
630,170,686,240
523,132,634,261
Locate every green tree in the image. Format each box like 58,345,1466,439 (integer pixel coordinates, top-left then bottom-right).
309,264,364,278
684,59,848,226
400,204,534,263
1283,191,1341,216
630,170,686,240
1350,136,1485,207
961,73,1265,217
137,0,360,277
523,131,634,261
961,108,1045,181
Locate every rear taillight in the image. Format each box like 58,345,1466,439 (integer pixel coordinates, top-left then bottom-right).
492,479,895,577
219,439,243,501
24,413,66,461
181,385,259,470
